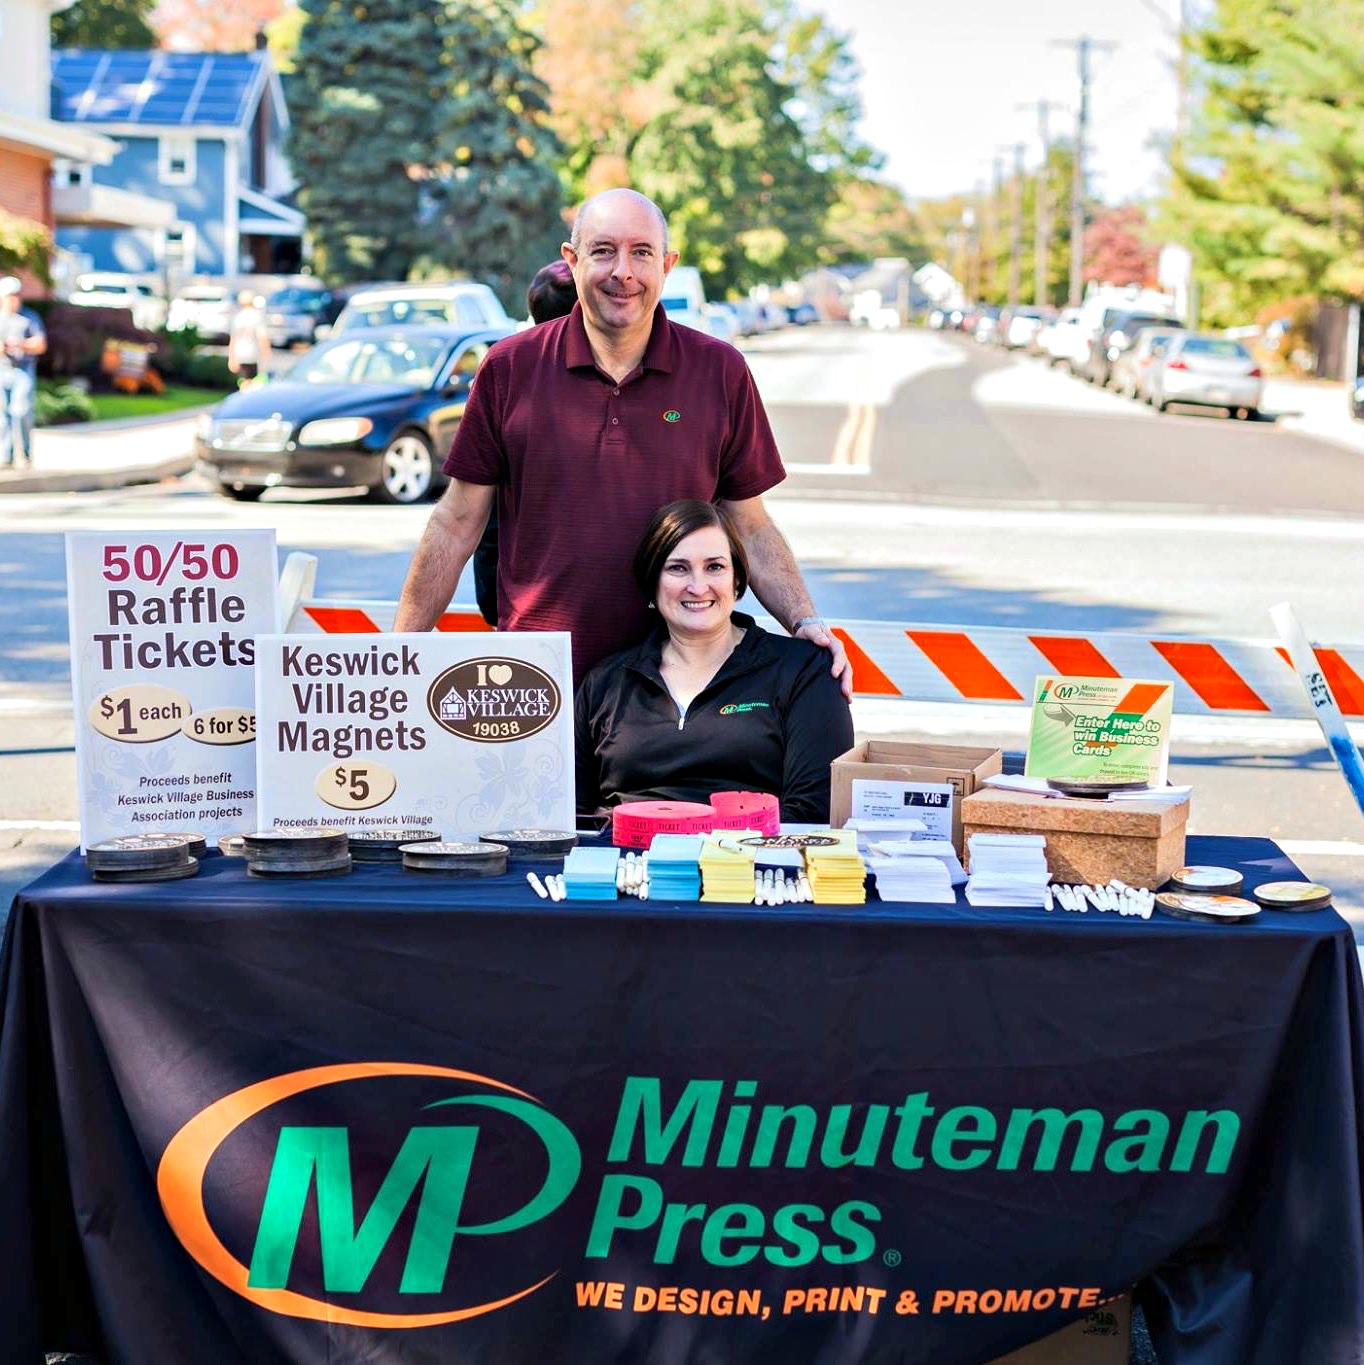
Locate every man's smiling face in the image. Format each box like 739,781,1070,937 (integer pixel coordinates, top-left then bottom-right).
564,192,679,337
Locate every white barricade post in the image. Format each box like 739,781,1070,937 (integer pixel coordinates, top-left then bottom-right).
1272,602,1364,818
66,530,278,848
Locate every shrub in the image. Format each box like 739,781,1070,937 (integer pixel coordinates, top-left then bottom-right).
38,304,157,380
34,380,96,426
154,324,206,382
182,352,236,389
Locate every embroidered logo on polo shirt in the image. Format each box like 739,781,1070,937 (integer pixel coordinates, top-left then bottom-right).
719,701,771,715
662,409,682,423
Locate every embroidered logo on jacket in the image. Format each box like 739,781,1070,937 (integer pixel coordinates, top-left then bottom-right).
719,702,771,715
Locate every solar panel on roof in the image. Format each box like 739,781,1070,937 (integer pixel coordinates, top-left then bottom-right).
52,49,264,126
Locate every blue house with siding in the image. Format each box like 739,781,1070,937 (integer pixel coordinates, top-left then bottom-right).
50,47,303,281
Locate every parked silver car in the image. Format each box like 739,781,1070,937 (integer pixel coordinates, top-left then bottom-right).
1150,334,1263,418
1110,327,1182,403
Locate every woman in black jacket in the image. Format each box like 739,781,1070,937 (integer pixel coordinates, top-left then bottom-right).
575,500,854,821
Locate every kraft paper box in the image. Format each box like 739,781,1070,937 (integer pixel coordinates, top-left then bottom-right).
962,788,1189,889
989,1295,1131,1364
830,740,1003,854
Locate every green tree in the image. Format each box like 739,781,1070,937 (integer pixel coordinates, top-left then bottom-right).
629,0,834,295
1163,0,1364,325
821,176,925,266
52,0,156,48
422,0,565,310
288,0,443,282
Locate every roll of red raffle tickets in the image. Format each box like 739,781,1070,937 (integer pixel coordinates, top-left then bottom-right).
709,790,781,837
612,800,716,849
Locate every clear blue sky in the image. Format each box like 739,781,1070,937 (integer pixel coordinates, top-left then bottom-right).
835,0,1182,205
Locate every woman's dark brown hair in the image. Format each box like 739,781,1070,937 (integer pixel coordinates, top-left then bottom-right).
632,500,750,604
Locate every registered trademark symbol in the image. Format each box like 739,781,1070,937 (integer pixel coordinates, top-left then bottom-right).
882,1249,902,1267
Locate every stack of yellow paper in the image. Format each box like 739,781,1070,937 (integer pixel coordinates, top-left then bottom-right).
700,831,758,903
805,834,867,904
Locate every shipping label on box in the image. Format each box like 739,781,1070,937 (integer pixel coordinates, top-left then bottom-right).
850,779,955,841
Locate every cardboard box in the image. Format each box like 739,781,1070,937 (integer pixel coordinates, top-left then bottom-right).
962,788,1189,889
988,1295,1132,1364
830,740,1003,854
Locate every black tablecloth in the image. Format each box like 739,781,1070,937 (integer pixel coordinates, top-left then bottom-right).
1,835,1362,1364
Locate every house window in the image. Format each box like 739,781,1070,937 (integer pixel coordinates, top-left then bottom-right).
158,136,196,186
52,160,90,189
158,224,197,273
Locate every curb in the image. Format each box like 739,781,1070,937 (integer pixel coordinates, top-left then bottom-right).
0,454,196,496
32,405,214,438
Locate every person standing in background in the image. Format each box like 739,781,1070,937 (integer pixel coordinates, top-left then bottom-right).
227,290,271,387
0,277,47,469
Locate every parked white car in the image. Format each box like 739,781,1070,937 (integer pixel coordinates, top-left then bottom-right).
168,284,235,342
658,266,709,333
1037,307,1090,370
331,283,511,336
67,273,166,331
1149,334,1263,418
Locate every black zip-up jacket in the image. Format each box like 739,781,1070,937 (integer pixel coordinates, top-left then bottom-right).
574,613,854,821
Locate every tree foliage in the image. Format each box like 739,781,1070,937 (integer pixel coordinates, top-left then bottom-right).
288,0,443,282
1083,205,1158,287
0,209,52,285
422,0,565,309
535,0,887,296
153,0,287,51
1164,0,1364,325
52,0,156,49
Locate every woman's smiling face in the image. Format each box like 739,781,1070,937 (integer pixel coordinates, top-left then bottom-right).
655,525,738,638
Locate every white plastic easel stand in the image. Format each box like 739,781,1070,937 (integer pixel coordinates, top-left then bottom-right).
1271,601,1364,821
276,552,318,633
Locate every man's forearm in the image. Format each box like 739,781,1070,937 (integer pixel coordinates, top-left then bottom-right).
394,491,490,631
736,516,817,632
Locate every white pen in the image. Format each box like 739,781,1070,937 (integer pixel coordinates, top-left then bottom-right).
527,871,549,900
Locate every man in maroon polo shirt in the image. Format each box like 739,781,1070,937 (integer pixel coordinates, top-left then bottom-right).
394,188,848,690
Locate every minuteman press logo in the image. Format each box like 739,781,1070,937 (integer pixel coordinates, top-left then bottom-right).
662,409,681,423
156,1063,581,1327
427,657,561,744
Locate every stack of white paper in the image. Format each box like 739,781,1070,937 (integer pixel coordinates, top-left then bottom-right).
965,834,1050,907
866,837,967,886
868,854,956,904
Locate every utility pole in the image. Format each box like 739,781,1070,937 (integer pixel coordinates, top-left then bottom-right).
1053,34,1117,305
1001,142,1026,308
1018,100,1065,307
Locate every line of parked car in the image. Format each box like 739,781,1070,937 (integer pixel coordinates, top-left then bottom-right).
191,271,816,505
932,288,1265,421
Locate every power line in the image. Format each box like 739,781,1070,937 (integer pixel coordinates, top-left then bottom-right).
1052,34,1118,306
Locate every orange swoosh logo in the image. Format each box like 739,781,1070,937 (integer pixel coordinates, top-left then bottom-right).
157,1061,554,1327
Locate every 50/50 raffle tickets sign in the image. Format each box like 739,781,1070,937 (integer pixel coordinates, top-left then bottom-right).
254,632,574,833
66,530,278,848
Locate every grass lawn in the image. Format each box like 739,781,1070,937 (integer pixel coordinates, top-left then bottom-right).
86,386,228,422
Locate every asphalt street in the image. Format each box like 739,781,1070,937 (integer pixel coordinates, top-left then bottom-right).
4,325,1364,937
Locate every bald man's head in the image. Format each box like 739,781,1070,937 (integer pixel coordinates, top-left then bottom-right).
569,189,669,254
562,188,679,341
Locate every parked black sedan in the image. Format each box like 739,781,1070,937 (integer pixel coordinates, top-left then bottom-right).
195,324,512,504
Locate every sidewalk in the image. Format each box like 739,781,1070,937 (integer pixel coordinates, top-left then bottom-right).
0,406,206,495
1263,375,1364,454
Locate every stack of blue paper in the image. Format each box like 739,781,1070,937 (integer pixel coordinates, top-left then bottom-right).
645,834,703,900
562,846,620,900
